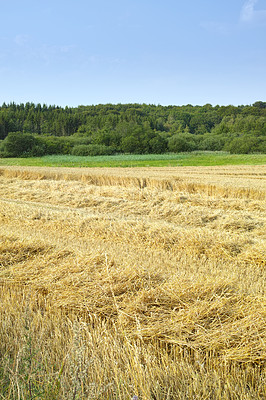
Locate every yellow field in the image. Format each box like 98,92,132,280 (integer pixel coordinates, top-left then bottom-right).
0,165,265,399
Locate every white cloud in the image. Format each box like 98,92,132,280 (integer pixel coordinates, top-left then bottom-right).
240,0,266,24
241,0,258,21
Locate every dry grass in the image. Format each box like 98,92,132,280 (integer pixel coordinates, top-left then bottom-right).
0,165,265,399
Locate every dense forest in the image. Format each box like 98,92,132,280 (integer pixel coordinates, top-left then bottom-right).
0,101,265,156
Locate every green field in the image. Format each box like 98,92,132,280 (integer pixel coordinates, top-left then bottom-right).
0,152,266,168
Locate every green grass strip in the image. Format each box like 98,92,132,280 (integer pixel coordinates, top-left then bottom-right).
0,152,265,168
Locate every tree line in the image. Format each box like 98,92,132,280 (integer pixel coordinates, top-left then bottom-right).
0,101,265,157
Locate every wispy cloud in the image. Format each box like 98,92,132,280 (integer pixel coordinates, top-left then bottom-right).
200,21,232,35
60,45,75,54
12,36,77,67
38,44,78,66
240,0,266,24
201,1,266,34
14,34,30,47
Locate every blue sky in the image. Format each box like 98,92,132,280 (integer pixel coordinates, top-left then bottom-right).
0,0,265,106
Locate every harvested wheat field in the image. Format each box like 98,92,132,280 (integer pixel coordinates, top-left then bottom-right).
0,164,265,400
